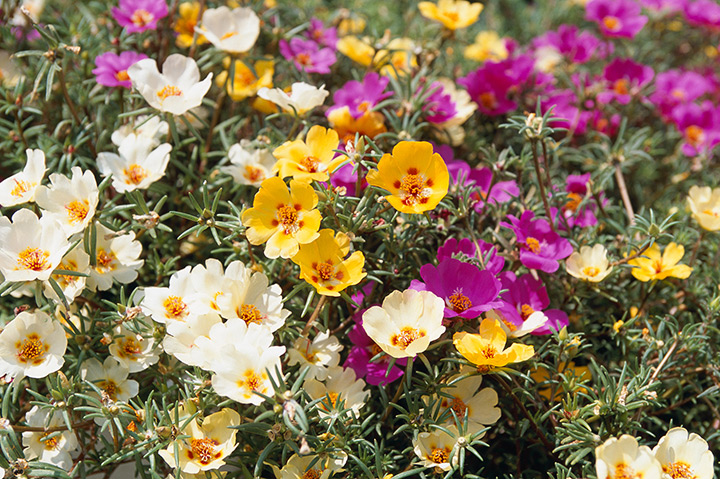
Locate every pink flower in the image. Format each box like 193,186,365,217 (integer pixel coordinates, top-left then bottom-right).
532,25,610,64
305,18,338,49
92,51,148,88
327,73,392,119
586,0,648,38
671,101,720,157
419,81,457,123
468,167,520,211
500,210,573,273
650,70,712,120
112,0,168,33
437,238,505,275
596,58,654,105
684,0,720,28
279,37,336,74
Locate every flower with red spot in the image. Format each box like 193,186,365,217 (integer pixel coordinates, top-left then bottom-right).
501,210,573,273
111,0,168,33
92,51,147,88
585,0,648,39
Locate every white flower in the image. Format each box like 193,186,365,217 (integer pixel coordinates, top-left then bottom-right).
0,50,22,87
193,317,265,371
128,54,213,115
0,310,67,379
362,289,446,359
43,243,91,304
163,312,223,367
81,357,139,403
22,405,78,470
108,325,159,373
287,331,343,381
111,115,169,148
220,140,276,186
199,6,260,53
595,435,663,479
534,45,564,73
304,366,369,418
97,134,172,193
86,222,144,291
11,0,45,27
652,427,714,479
0,148,46,206
35,167,99,236
271,453,347,479
433,367,500,434
257,82,329,115
0,209,69,282
566,244,613,282
141,266,196,324
183,258,230,314
413,426,459,472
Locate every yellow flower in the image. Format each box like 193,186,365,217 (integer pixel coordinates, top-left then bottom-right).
464,31,509,62
453,318,534,372
366,141,449,214
174,2,207,48
337,36,375,67
687,185,720,231
291,229,366,296
241,177,322,259
216,58,274,102
418,0,484,30
327,107,387,143
273,125,343,182
531,362,590,400
628,243,693,282
374,38,417,78
338,16,366,36
566,244,613,282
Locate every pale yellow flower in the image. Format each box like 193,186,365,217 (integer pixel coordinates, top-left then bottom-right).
566,244,613,282
687,185,720,231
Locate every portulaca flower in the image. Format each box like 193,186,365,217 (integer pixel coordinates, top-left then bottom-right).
163,312,223,367
652,427,714,479
81,357,139,403
128,54,213,115
432,367,500,434
221,140,276,187
108,325,159,373
566,244,613,282
111,115,169,148
22,405,79,470
595,435,662,479
304,366,369,418
43,243,91,304
199,6,260,53
0,310,67,379
86,222,144,291
141,266,196,324
0,148,46,206
97,134,172,193
287,331,343,380
362,289,446,359
271,453,347,479
186,258,231,314
491,309,548,338
257,82,329,115
35,167,99,236
413,426,460,472
0,209,69,282
0,50,22,87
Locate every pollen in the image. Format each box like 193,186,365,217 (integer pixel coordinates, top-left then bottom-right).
502,319,517,332
163,296,188,320
95,248,116,273
239,369,265,393
662,461,696,479
120,337,142,357
564,192,582,212
156,85,183,100
40,433,60,450
582,266,600,277
131,9,154,27
300,156,320,173
481,344,497,359
17,334,48,364
390,326,425,350
16,247,50,272
10,179,33,198
478,91,498,111
320,392,340,411
56,259,79,286
123,163,149,185
399,173,432,206
613,78,630,95
520,304,535,321
65,199,90,224
243,165,265,183
115,70,130,82
189,438,220,465
429,447,450,464
525,237,541,253
302,469,322,479
98,380,118,401
445,11,460,23
602,16,621,31
448,290,472,313
238,304,264,325
449,397,467,417
685,125,704,146
277,205,300,235
315,262,335,281
296,53,312,66
220,31,239,40
614,463,639,479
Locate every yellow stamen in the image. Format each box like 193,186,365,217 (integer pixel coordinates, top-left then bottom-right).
602,16,621,31
10,179,33,197
238,304,263,325
16,247,50,272
156,85,182,100
65,199,90,224
429,447,450,464
131,9,154,27
520,304,535,321
390,326,425,350
525,237,541,253
123,164,149,185
448,291,472,313
300,156,320,173
662,461,696,479
582,266,600,277
17,334,47,364
163,296,187,319
189,438,220,465
115,70,130,82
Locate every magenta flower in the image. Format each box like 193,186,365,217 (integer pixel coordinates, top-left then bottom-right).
419,82,457,123
596,58,654,105
494,271,569,335
327,73,392,119
542,87,591,136
671,101,720,157
650,70,712,120
684,0,720,28
111,0,168,33
554,173,605,230
92,51,148,88
468,167,520,211
345,310,407,386
437,238,505,275
640,0,686,12
459,55,536,116
410,258,503,319
586,0,648,38
279,37,336,74
500,210,573,273
305,18,338,49
532,25,609,64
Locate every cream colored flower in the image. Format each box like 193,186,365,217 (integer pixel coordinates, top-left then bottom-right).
0,148,46,206
22,405,79,470
687,185,720,231
108,325,159,373
464,31,509,62
304,366,369,418
0,50,22,87
128,54,213,115
0,209,69,283
362,289,446,358
43,243,91,304
491,309,548,338
413,426,459,471
141,266,196,324
534,46,564,73
35,167,99,236
433,367,500,434
271,453,347,479
163,312,223,367
566,244,613,282
257,82,329,115
111,115,169,148
287,331,343,380
0,310,67,379
198,6,260,53
159,408,240,474
221,140,276,186
86,222,144,291
97,134,172,193
652,427,714,479
595,435,662,479
81,357,139,403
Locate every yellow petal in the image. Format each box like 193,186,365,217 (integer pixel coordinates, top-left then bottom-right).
661,242,685,267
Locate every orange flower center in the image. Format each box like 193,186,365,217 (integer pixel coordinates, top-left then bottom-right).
243,165,265,183
98,380,118,401
276,205,301,235
520,304,535,321
121,337,142,357
10,179,33,198
300,156,320,173
685,125,704,146
358,100,372,113
390,326,425,350
123,163,149,185
429,447,450,464
65,199,90,224
16,247,50,272
602,16,621,32
449,397,467,417
502,319,517,332
525,237,541,253
16,334,47,364
56,259,79,286
163,296,188,319
239,369,265,392
220,31,238,40
156,85,183,100
189,438,221,465
319,392,340,411
662,462,695,479
478,91,498,110
582,266,600,277
131,9,154,27
95,248,116,273
614,463,639,479
297,53,312,66
564,192,582,212
315,262,335,281
445,11,460,23
398,170,433,206
238,304,263,325
613,78,630,95
448,291,472,313
671,89,685,100
481,344,497,359
115,70,130,82
652,258,665,274
302,469,323,479
41,433,60,450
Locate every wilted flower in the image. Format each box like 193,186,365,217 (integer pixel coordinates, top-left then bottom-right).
566,244,613,282
198,6,260,53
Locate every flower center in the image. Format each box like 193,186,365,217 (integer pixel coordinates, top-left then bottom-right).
662,462,696,479
448,291,472,313
98,380,118,401
40,433,60,450
652,259,665,274
685,125,705,146
357,100,372,113
163,296,188,320
671,89,685,100
501,319,517,332
582,266,600,277
614,463,639,479
478,91,498,110
296,53,313,66
16,247,50,272
481,344,497,359
390,326,426,350
449,397,467,417
56,259,79,286
156,85,183,100
220,31,239,40
520,304,535,321
302,469,322,479
445,11,460,23
10,178,33,197
397,170,433,206
123,163,149,185
189,438,220,465
613,78,630,95
276,205,301,235
239,369,265,392
525,237,541,253
602,16,621,32
131,9,154,27
315,262,335,281
243,165,265,183
702,207,720,217
115,69,130,82
319,392,340,411
564,192,582,212
65,199,90,224
429,447,450,464
121,337,142,357
95,248,116,273
16,334,47,364
300,156,320,173
238,304,263,325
